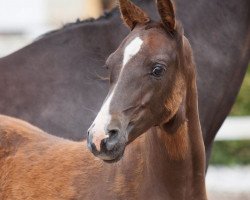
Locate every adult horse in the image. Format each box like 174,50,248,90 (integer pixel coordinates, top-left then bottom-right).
0,0,249,167
0,1,207,199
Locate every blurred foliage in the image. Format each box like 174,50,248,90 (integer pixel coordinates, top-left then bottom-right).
210,140,250,165
210,65,250,166
230,64,250,116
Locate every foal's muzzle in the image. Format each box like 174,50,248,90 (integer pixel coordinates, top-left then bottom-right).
87,126,125,161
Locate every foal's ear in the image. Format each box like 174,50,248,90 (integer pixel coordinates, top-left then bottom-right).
119,0,150,30
156,0,176,31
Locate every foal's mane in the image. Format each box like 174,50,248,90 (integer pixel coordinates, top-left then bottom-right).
37,0,153,41
37,9,119,41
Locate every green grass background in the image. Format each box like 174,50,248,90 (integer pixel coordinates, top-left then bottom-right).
230,65,250,116
210,64,250,166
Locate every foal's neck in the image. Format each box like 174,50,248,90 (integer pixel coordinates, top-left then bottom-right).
142,125,206,199
140,80,207,199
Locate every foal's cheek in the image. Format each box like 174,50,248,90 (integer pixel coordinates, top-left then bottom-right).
140,89,155,106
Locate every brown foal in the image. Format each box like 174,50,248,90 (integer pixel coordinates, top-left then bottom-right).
0,0,207,199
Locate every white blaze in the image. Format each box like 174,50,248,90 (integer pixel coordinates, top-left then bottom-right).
123,37,143,67
90,37,143,150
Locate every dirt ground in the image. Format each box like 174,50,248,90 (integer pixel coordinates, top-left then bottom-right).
208,192,250,200
206,166,250,200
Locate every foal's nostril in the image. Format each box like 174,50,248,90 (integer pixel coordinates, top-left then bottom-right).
108,129,119,139
101,129,119,151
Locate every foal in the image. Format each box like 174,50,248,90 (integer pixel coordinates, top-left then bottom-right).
0,0,207,199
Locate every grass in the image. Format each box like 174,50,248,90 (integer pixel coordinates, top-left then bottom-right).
230,65,250,116
210,64,250,166
210,140,250,166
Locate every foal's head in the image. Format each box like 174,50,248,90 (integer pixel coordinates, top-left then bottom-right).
87,0,193,161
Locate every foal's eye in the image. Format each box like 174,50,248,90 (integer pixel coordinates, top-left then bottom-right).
151,64,166,77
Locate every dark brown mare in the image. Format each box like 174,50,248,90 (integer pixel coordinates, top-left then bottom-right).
0,0,249,168
0,1,207,199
